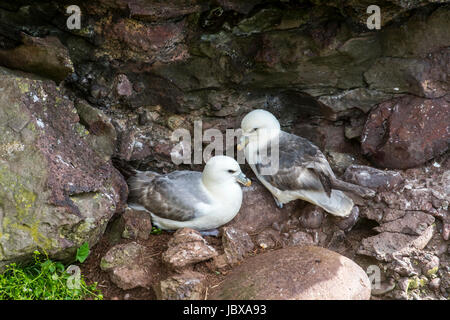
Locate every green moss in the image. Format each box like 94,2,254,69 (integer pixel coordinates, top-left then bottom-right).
74,123,89,137
0,167,51,250
16,80,30,94
427,266,438,277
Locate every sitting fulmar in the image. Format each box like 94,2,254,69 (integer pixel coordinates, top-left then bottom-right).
238,109,375,217
127,155,251,234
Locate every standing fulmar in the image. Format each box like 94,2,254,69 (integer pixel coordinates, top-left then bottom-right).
127,155,251,234
238,109,375,217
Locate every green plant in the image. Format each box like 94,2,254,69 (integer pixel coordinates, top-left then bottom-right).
0,249,102,300
75,242,90,263
150,226,162,235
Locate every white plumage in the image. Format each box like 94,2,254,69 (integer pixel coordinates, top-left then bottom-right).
127,155,251,231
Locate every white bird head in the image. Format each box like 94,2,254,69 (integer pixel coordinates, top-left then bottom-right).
238,109,281,151
202,155,251,187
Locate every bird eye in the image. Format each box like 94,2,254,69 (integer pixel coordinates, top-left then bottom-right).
251,128,257,132
227,169,236,174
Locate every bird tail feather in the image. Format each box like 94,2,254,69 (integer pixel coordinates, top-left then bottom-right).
298,189,354,217
330,177,375,198
127,171,160,204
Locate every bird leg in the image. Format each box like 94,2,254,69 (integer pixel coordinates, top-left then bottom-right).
200,229,220,237
273,196,283,209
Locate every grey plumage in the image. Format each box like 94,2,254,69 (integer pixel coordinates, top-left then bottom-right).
240,109,375,217
256,132,375,199
128,170,212,222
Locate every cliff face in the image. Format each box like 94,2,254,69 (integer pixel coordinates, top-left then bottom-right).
0,1,448,170
0,0,448,299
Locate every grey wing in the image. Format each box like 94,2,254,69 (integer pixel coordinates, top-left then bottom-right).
256,132,334,195
128,171,211,221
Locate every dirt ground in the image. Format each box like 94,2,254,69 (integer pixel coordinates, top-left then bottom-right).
80,221,276,300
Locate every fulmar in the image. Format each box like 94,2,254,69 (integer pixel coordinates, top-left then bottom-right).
127,155,251,234
238,109,375,217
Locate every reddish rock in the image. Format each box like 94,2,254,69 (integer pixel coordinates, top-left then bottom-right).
225,181,292,234
222,227,254,264
285,231,315,247
121,206,152,240
255,228,281,249
0,67,127,267
358,225,435,262
155,271,206,300
374,211,435,236
115,74,133,97
162,228,218,270
299,205,324,229
126,0,208,22
361,95,449,169
100,242,156,290
209,246,371,300
0,34,73,82
102,18,188,63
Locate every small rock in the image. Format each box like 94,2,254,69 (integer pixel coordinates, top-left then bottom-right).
285,231,315,247
100,242,154,290
100,242,144,271
397,277,410,292
389,256,420,277
343,165,404,192
327,152,355,174
255,228,281,249
374,212,435,236
155,271,206,300
162,228,218,270
121,206,152,240
420,255,440,276
299,205,324,229
429,278,441,291
109,264,150,290
443,223,450,241
358,225,435,262
209,246,371,300
75,99,117,160
222,227,254,265
115,74,133,97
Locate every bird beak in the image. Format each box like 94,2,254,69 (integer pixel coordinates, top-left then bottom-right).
237,135,249,151
236,172,251,187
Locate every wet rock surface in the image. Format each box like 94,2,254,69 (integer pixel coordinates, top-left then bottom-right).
210,246,371,300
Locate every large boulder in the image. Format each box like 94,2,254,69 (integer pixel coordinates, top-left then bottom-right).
361,95,449,169
209,246,371,300
0,67,127,269
225,181,292,234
